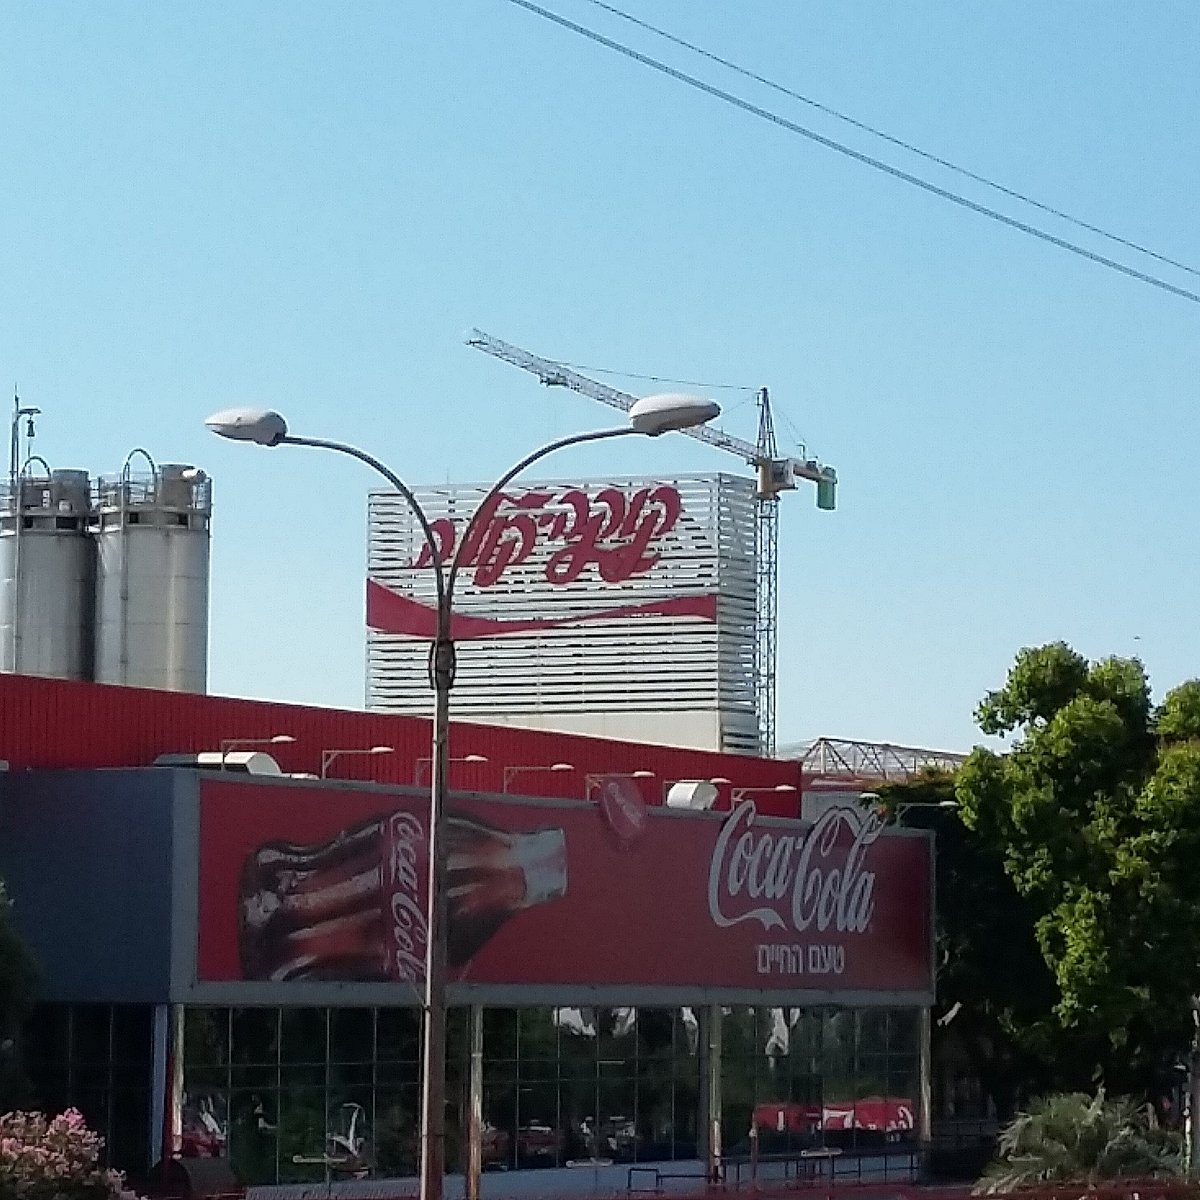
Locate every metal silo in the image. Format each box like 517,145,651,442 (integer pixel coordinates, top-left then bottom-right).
92,451,212,692
0,465,95,679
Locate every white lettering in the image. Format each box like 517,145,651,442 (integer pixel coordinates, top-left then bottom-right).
708,802,882,936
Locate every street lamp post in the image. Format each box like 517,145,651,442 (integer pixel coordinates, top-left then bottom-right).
413,753,488,786
206,390,719,1200
501,762,574,793
217,733,295,768
321,744,394,779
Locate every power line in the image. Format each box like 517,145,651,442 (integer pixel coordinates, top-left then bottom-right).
502,0,1200,307
580,0,1200,282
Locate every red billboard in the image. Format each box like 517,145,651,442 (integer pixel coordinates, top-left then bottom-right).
196,779,932,995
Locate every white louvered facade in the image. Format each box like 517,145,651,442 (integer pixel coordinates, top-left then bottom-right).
367,473,760,753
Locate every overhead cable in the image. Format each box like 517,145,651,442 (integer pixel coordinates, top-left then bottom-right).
580,0,1200,281
502,0,1200,307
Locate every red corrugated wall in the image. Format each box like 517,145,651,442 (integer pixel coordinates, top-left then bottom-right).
0,674,803,815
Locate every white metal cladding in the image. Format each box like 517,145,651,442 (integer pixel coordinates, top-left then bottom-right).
367,473,761,753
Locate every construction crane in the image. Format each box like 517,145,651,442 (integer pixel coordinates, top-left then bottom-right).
465,329,837,755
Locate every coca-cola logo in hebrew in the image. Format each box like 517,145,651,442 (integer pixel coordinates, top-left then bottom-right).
411,485,684,588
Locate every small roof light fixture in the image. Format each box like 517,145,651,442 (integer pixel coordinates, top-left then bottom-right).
502,762,574,793
413,753,489,785
664,780,720,811
731,783,799,803
218,734,295,769
321,745,394,779
584,769,654,796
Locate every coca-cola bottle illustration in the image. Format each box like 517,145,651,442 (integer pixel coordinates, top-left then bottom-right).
238,810,567,982
444,814,567,966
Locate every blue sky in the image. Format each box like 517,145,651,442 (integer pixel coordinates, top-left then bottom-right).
1,2,1196,753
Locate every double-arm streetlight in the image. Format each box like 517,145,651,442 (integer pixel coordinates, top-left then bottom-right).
206,390,719,1200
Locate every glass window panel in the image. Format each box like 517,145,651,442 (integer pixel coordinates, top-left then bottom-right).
521,1057,560,1082
232,1008,279,1066
232,1064,279,1090
280,1008,326,1065
516,1081,560,1168
599,1077,637,1162
720,1007,758,1061
556,1056,595,1084
375,1060,418,1087
484,1057,516,1084
181,1084,228,1160
555,1008,596,1064
278,1063,325,1091
484,1008,518,1060
72,1006,111,1065
675,1008,700,1061
22,1005,70,1067
376,1007,420,1063
556,1076,593,1164
328,1060,373,1089
787,1009,822,1066
72,1089,111,1145
482,1082,516,1171
857,1054,889,1097
821,1010,855,1100
858,1010,889,1057
446,1007,469,1064
112,1006,151,1068
635,1073,674,1162
374,1087,419,1179
108,1086,150,1175
636,1009,674,1061
326,1088,373,1175
519,1008,559,1059
276,1088,328,1183
184,1008,229,1068
599,1008,637,1059
888,1009,920,1056
329,1008,374,1064
184,1065,229,1094
229,1089,278,1186
73,1064,110,1092
670,1075,699,1161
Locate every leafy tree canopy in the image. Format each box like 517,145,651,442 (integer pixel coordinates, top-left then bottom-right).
956,642,1200,1093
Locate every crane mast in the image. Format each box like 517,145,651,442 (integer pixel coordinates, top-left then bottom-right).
465,328,837,756
756,388,781,756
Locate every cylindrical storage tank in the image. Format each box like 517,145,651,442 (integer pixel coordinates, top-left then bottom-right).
92,458,212,692
0,468,95,679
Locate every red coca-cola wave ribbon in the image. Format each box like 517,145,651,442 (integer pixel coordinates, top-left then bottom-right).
366,578,718,640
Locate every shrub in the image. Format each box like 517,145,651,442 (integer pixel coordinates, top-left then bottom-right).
0,1109,141,1200
975,1090,1183,1194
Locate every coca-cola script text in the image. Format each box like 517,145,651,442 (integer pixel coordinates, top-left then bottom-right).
411,485,683,588
708,803,882,935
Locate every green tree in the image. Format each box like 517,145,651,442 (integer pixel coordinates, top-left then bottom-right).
874,770,1061,1117
956,643,1200,1096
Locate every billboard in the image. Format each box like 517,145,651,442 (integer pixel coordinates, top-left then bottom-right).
366,473,760,753
197,779,932,1001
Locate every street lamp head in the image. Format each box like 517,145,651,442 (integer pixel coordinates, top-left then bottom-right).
629,394,720,436
369,745,394,755
269,734,296,745
205,408,290,447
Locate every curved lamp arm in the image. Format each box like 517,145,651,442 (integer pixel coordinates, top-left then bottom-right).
446,426,637,604
283,434,447,613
